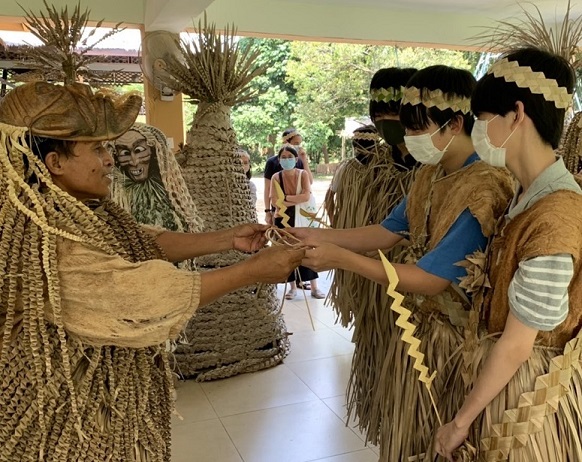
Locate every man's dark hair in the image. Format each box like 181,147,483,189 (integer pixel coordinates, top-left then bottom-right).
30,136,76,161
472,47,575,149
400,65,476,136
369,67,417,120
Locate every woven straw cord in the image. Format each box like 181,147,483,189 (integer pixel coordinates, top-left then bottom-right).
370,86,404,103
489,58,573,109
481,332,582,460
175,102,288,380
402,86,472,114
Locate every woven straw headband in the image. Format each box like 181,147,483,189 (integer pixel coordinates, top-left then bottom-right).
488,58,573,109
370,86,404,103
401,86,472,114
352,132,380,141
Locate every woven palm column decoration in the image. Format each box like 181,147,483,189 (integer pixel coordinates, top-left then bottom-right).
473,0,582,68
17,0,123,84
157,16,289,380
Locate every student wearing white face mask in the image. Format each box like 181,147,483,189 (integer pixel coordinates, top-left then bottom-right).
289,65,514,459
435,48,582,462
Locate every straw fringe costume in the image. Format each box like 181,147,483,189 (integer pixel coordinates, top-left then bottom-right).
326,141,417,445
109,123,204,236
378,161,514,461
458,190,582,462
0,83,203,461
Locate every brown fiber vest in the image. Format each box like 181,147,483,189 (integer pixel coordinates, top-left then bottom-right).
485,190,582,348
403,160,514,322
406,160,514,249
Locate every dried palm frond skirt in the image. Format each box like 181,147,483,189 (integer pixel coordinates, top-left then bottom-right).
326,154,417,444
452,332,582,462
173,104,290,380
376,302,469,461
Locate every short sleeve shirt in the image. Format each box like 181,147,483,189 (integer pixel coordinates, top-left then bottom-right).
380,153,488,283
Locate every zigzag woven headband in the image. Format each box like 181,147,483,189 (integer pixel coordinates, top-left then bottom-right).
488,58,572,109
401,86,472,114
370,87,405,103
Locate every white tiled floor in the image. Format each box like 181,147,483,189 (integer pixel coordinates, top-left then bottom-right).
171,273,379,462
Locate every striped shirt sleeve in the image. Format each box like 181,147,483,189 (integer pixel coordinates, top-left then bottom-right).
508,254,574,331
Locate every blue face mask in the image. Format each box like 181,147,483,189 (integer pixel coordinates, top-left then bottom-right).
280,158,296,170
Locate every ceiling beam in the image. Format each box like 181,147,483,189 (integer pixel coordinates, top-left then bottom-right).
145,0,215,32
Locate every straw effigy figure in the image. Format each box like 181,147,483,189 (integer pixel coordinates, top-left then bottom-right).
323,68,418,446
108,122,203,258
156,18,289,379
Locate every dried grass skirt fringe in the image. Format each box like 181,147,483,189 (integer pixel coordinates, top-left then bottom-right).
457,335,582,462
377,310,467,461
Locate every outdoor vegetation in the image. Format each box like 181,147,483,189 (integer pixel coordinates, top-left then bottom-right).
182,39,481,172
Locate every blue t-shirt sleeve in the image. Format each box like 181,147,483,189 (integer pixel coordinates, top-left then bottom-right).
381,197,409,234
417,208,487,282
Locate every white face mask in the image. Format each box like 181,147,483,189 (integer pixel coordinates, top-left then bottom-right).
403,122,455,165
472,115,517,168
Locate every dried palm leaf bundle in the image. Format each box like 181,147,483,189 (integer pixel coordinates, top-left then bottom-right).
324,126,417,444
156,17,288,380
18,0,123,85
559,111,582,174
472,0,582,68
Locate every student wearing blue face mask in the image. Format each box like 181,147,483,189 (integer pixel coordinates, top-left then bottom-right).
290,65,515,459
271,145,325,299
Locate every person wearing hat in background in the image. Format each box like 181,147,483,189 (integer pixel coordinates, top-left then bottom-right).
0,81,304,461
263,128,312,226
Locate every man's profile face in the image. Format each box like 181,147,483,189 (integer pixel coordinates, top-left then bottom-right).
113,130,153,183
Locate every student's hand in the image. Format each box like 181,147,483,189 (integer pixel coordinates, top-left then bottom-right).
434,420,470,461
247,246,305,283
302,243,343,272
286,227,324,247
231,224,269,252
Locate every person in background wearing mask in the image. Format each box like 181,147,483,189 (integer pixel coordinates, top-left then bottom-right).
435,48,582,462
271,145,325,300
369,67,419,170
263,128,312,226
238,148,257,207
290,65,514,459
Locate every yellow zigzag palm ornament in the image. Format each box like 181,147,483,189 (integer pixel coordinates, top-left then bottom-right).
378,250,442,426
273,177,315,330
273,180,291,228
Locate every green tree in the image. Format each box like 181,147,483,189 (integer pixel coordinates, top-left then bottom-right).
286,42,479,163
231,38,297,167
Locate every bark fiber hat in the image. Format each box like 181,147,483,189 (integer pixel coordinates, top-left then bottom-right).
0,81,142,141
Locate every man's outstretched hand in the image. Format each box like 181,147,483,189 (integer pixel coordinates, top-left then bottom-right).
231,224,269,252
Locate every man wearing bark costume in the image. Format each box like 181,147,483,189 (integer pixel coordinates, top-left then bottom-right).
0,81,303,462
